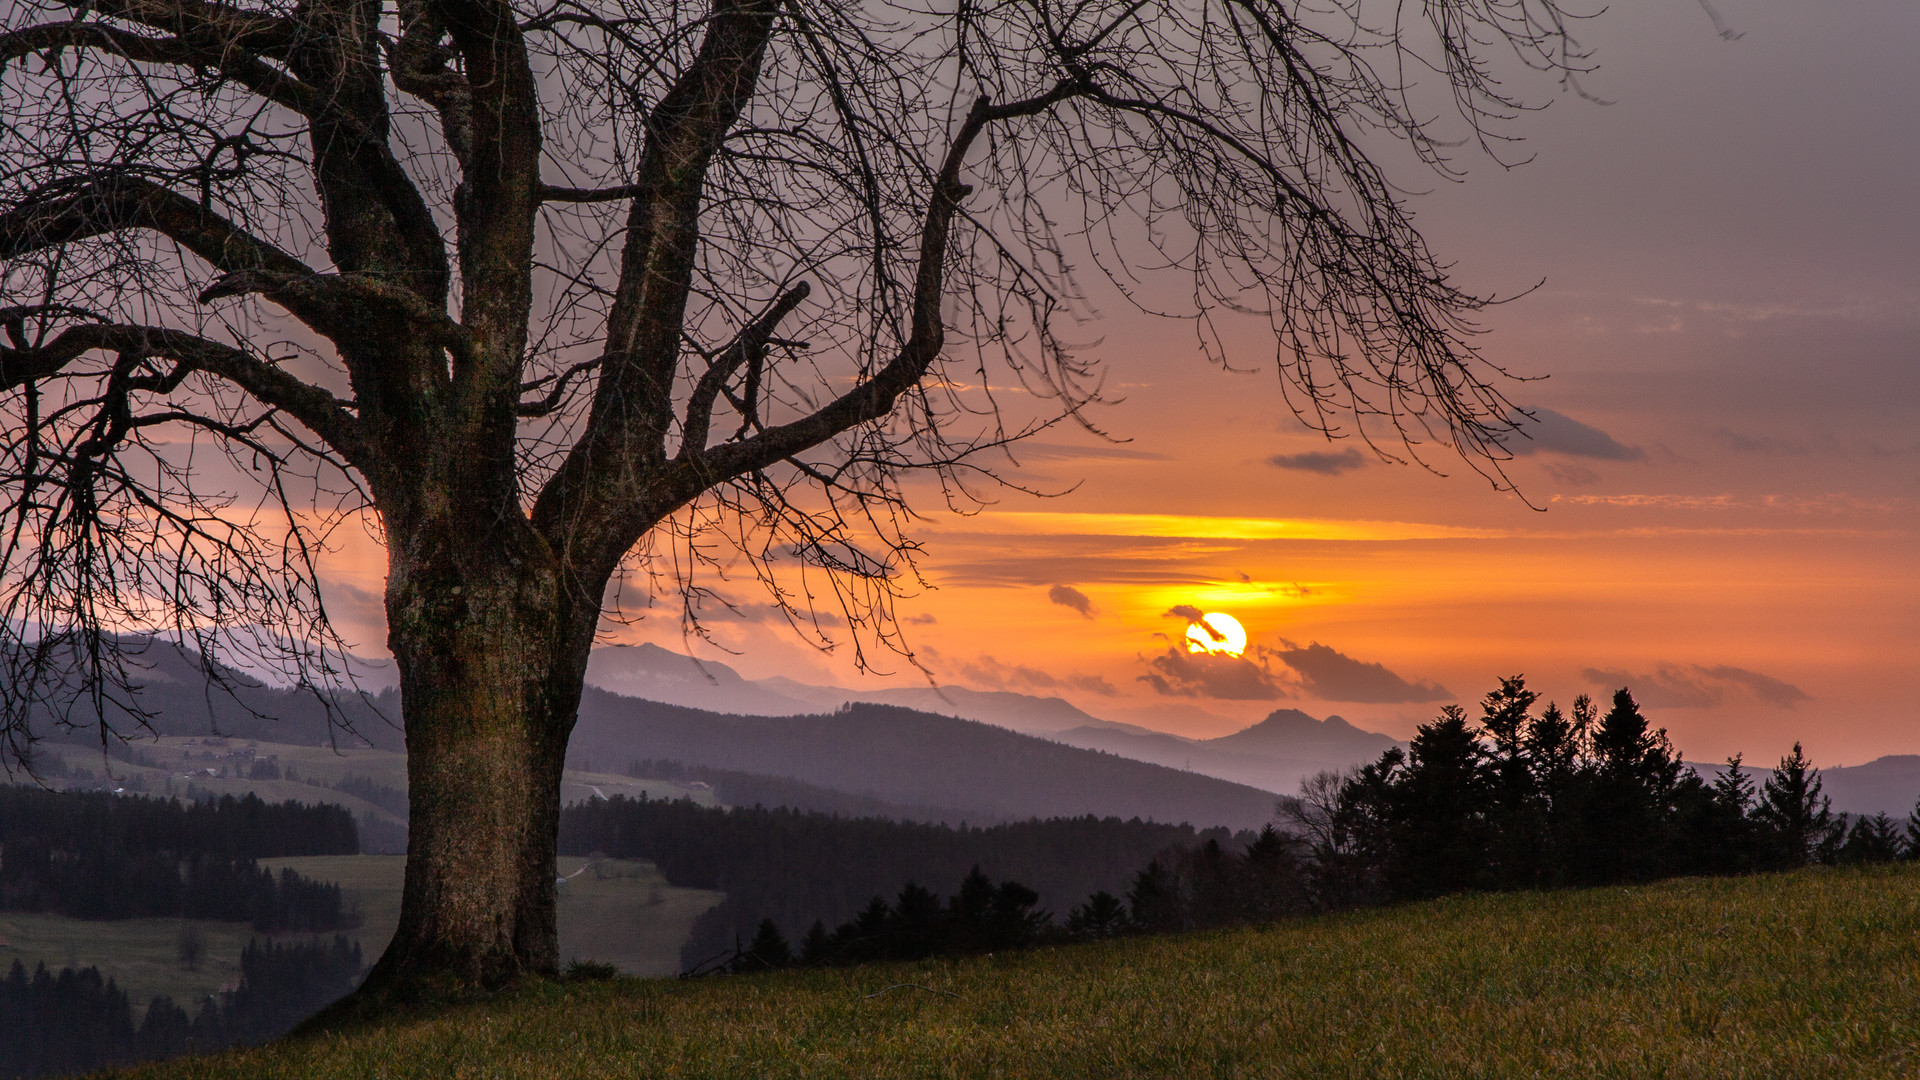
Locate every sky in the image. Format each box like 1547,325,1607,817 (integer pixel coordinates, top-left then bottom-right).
310,0,1919,767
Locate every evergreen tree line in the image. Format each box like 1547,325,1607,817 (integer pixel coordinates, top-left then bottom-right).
0,788,358,861
720,866,1050,973
0,789,360,930
0,936,362,1079
555,796,1237,970
720,678,1905,973
726,826,1310,974
1289,679,1877,907
0,851,355,931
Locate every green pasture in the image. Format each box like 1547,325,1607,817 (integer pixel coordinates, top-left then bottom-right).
258,856,721,979
0,856,718,1020
0,913,254,1013
119,863,1920,1079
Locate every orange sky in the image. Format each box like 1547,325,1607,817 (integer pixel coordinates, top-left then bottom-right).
314,0,1919,770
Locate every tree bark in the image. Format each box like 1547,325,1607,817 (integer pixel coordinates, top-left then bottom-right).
354,508,596,996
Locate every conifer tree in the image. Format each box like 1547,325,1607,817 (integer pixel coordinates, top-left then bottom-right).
1388,704,1492,897
1754,742,1836,868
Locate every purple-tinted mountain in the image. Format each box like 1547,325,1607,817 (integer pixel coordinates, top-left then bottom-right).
565,690,1282,830
1051,707,1399,796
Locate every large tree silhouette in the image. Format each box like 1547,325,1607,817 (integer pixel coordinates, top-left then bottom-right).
0,0,1584,994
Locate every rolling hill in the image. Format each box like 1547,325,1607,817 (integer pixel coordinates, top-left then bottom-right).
566,690,1284,829
122,864,1920,1080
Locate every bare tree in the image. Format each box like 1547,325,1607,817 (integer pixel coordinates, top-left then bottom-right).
0,0,1586,997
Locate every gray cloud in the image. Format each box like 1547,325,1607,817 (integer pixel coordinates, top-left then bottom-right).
1506,407,1644,461
1140,646,1290,701
1049,584,1095,618
1275,641,1450,703
1695,665,1812,707
1165,604,1205,622
904,612,938,625
1581,663,1809,709
960,655,1120,698
960,654,1058,691
1267,448,1369,475
1544,462,1603,487
1583,666,1718,708
1068,673,1121,696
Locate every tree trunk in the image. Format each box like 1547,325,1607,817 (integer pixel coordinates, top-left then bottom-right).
351,511,595,1000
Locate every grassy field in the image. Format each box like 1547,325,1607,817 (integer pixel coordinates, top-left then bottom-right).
0,913,256,1010
0,856,718,1015
259,856,722,978
111,863,1920,1079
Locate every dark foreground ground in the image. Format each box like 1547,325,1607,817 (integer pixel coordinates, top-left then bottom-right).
117,863,1920,1079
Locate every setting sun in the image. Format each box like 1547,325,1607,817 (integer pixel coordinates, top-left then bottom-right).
1185,613,1249,657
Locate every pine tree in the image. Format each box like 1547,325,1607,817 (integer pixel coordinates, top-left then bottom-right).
732,919,791,972
1754,742,1836,868
1479,676,1543,888
1387,704,1492,898
1576,688,1684,883
1837,814,1903,865
1065,892,1128,940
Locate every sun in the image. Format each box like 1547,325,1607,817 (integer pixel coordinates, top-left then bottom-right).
1185,612,1248,657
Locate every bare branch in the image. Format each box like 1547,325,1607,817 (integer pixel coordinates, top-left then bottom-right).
0,320,367,464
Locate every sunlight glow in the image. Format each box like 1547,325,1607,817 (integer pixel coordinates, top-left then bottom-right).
1185,613,1248,656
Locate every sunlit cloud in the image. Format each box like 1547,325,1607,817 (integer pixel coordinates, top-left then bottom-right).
951,512,1509,541
956,654,1118,697
1274,641,1450,704
1582,663,1810,710
1140,646,1291,701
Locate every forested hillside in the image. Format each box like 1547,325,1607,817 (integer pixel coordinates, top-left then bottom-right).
558,796,1231,969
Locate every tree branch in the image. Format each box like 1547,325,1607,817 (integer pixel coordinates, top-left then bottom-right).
0,175,313,281
538,183,647,204
677,281,810,455
0,322,367,466
679,89,1076,488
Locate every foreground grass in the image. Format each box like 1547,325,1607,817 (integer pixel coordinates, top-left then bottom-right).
121,864,1920,1079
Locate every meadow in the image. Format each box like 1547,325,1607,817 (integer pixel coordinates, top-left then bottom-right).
113,862,1920,1079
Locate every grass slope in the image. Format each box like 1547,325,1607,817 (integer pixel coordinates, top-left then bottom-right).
117,864,1920,1079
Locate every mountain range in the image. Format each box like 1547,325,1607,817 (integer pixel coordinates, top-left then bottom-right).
583,642,1397,796
565,691,1284,830
17,637,1920,827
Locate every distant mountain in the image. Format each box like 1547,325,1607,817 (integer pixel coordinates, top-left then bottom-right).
1053,707,1399,797
566,690,1283,830
764,678,1118,735
584,644,1131,736
585,643,816,716
1821,756,1920,817
579,644,1405,796
11,636,403,753
1701,755,1920,821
